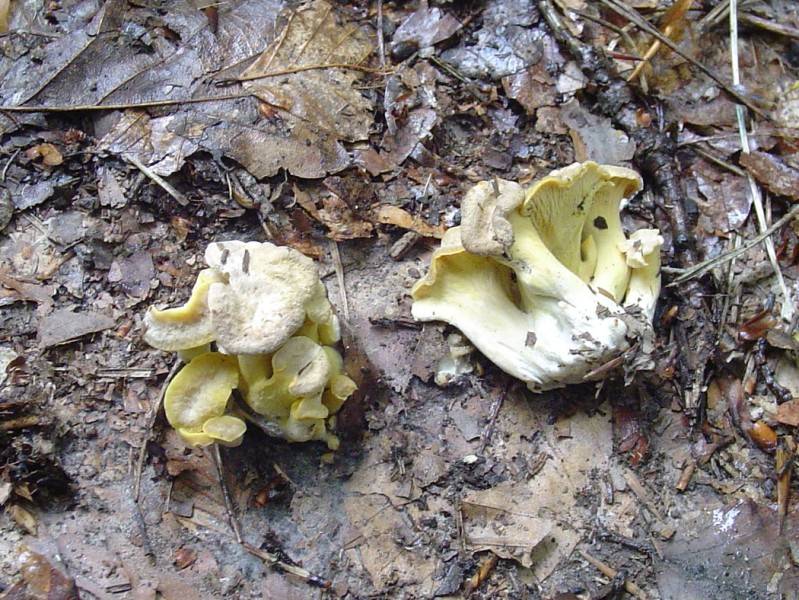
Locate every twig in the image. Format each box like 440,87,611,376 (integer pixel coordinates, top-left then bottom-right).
478,384,508,454
242,542,331,588
1,148,20,181
739,13,799,39
0,92,254,113
236,62,391,83
376,0,386,69
329,240,350,322
668,202,799,284
212,444,242,544
599,0,767,118
579,549,648,600
127,156,189,206
134,358,182,502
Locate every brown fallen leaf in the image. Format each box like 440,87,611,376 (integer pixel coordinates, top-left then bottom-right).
4,549,79,600
239,0,373,177
739,151,799,200
0,1,8,35
502,62,556,115
776,400,799,427
373,205,445,238
9,503,38,534
173,547,198,570
293,185,373,240
26,143,64,167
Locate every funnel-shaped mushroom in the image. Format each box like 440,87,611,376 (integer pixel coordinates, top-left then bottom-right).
164,352,240,446
143,269,226,352
412,162,659,391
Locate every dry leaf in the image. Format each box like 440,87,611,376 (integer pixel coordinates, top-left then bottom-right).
26,143,64,167
0,0,9,34
373,205,445,238
776,400,799,427
739,151,799,201
293,185,373,240
9,503,38,534
239,0,373,177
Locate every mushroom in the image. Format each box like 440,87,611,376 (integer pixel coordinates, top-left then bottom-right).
205,241,337,355
143,240,356,449
143,269,226,352
164,352,241,446
411,161,660,392
239,336,354,449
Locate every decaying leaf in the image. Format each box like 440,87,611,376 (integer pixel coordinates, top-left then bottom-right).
373,205,445,238
99,1,374,180
2,549,79,600
239,0,373,177
0,0,9,35
26,143,64,167
293,185,373,240
9,503,38,534
739,151,799,201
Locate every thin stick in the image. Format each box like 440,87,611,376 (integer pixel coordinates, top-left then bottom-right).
599,0,767,117
668,202,799,284
579,549,648,600
0,92,254,113
237,62,390,83
376,0,386,69
329,240,350,322
740,13,799,40
729,0,793,321
242,542,331,588
134,358,182,502
127,156,188,206
478,385,508,454
212,444,242,544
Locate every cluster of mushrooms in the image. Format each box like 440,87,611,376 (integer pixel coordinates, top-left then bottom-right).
143,241,356,449
143,161,663,448
412,161,663,392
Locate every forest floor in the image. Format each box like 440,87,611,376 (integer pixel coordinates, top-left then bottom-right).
1,1,799,599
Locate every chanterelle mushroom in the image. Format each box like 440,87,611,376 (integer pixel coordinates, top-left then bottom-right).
144,240,356,449
411,162,662,392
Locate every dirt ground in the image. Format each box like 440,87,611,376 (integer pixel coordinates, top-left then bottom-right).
2,0,799,599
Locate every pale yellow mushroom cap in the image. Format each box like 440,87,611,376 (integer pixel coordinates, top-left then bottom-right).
164,352,240,447
205,241,321,355
143,269,226,352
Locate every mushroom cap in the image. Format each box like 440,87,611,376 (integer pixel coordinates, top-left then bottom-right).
622,229,664,320
164,352,239,445
412,226,628,390
520,161,641,280
620,228,664,269
243,336,332,418
143,269,226,351
580,164,642,301
205,241,321,355
459,178,525,256
202,415,247,447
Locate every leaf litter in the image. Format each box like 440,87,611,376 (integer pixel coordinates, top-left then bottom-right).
2,0,799,598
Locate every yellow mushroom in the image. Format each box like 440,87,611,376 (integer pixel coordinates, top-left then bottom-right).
164,352,240,447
